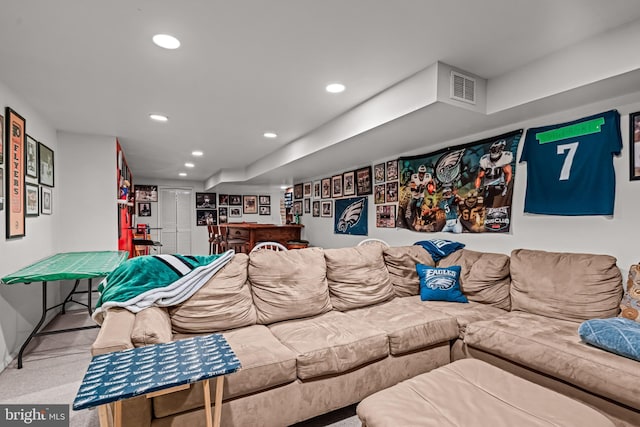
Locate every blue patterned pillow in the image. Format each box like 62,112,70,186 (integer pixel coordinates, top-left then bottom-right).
578,317,640,362
416,264,468,303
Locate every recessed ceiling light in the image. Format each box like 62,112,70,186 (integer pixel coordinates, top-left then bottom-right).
185,162,195,168
191,150,203,157
263,132,277,139
153,34,181,50
149,114,168,122
326,83,345,93
179,172,187,177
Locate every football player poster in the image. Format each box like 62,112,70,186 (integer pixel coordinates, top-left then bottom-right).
396,130,523,233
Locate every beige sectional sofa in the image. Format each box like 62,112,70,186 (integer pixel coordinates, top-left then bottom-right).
91,245,640,427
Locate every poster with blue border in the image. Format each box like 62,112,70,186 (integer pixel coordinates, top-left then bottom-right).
334,196,368,236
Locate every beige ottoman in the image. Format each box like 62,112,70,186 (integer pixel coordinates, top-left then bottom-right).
357,359,615,427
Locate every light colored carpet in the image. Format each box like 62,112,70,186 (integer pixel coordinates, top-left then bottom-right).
0,310,361,427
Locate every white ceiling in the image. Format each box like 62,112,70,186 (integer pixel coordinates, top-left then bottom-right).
1,1,640,187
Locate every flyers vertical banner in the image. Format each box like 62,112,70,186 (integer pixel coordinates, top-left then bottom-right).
6,107,26,238
396,130,523,233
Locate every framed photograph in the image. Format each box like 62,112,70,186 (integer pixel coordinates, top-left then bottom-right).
374,184,386,204
0,114,3,165
292,200,303,216
386,159,398,181
313,181,321,199
386,181,399,202
196,192,216,208
243,195,258,214
138,202,151,217
259,195,271,205
26,183,39,217
293,183,304,200
259,205,271,215
321,200,333,217
40,186,52,215
303,182,312,198
304,198,311,214
374,162,385,184
218,194,229,205
229,195,242,206
229,207,242,218
26,135,38,178
196,209,217,226
38,142,55,187
630,111,640,180
321,178,331,199
356,166,373,195
6,107,26,238
331,175,343,198
312,200,320,217
376,205,396,228
218,207,228,224
343,171,355,196
135,185,158,202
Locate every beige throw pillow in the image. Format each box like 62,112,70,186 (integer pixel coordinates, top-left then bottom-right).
620,264,640,322
383,246,435,297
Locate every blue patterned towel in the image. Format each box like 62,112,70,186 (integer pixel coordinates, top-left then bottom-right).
414,239,465,262
578,317,640,362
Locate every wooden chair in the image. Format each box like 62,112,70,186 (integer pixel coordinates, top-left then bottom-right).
251,241,288,252
357,238,390,248
219,225,250,253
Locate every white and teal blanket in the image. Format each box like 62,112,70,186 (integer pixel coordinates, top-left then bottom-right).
92,250,235,324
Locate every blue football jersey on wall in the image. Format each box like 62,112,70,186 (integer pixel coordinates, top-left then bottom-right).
519,110,621,215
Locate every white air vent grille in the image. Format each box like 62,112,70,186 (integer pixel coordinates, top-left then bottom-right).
450,71,476,104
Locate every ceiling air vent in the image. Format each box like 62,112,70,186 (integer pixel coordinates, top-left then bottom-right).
450,71,476,104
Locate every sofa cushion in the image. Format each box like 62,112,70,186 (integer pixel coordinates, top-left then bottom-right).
417,264,468,303
620,264,640,322
249,247,332,324
268,311,389,379
579,317,640,362
344,298,458,355
438,249,511,310
464,311,640,411
510,249,623,322
324,245,395,311
383,245,435,297
131,306,172,346
169,253,257,333
153,325,297,418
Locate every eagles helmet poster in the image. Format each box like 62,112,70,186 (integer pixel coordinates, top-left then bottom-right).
396,130,523,233
334,196,368,236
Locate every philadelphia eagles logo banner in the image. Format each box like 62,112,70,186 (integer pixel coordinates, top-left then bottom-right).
396,129,523,233
334,197,368,235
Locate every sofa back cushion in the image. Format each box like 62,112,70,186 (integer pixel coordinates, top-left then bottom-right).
383,246,435,297
170,253,257,333
510,249,623,322
249,247,332,324
438,249,511,310
324,245,395,310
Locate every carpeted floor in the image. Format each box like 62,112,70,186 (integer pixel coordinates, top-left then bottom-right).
0,310,361,427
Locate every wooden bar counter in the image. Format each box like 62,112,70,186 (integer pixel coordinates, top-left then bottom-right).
223,223,304,252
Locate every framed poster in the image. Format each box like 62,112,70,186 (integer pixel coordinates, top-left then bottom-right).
386,160,398,181
312,200,320,217
25,183,39,217
293,183,303,200
321,178,331,199
196,209,217,226
259,205,271,215
243,195,257,214
218,207,228,223
343,171,355,196
26,135,38,178
313,181,321,199
138,202,151,217
303,182,312,198
135,184,157,202
196,192,216,208
386,181,398,203
259,195,271,205
356,166,372,195
218,194,229,205
229,195,242,206
321,200,333,217
304,198,311,214
331,175,343,198
229,207,242,218
6,107,26,238
292,200,303,216
630,111,640,181
0,114,3,166
376,204,396,228
38,142,55,187
374,162,385,184
374,184,385,204
40,186,52,215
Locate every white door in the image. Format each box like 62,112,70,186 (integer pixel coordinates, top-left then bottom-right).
159,188,192,254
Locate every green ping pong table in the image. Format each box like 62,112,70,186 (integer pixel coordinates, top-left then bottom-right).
1,251,128,368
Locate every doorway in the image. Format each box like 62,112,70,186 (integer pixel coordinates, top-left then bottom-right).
159,187,192,254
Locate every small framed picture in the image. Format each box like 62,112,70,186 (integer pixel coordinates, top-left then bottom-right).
40,186,52,215
321,200,333,217
356,166,372,195
219,207,228,223
259,205,271,215
293,200,303,216
374,162,385,184
243,195,258,214
630,111,640,181
343,171,355,196
259,195,271,205
38,142,55,187
229,195,242,206
0,114,3,166
196,209,217,226
374,184,386,204
321,178,331,199
138,202,151,217
304,198,311,214
135,185,158,202
312,200,320,217
294,183,304,200
196,192,216,209
303,182,312,197
376,205,396,228
313,181,321,199
26,135,38,178
386,181,399,202
331,175,343,198
26,183,39,216
229,207,242,218
386,159,398,181
218,194,229,205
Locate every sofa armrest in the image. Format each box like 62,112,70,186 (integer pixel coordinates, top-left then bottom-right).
131,306,173,347
91,308,135,356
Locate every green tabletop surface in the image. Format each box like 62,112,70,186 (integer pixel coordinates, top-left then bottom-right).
1,251,129,285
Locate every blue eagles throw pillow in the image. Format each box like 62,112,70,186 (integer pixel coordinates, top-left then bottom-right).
416,264,468,303
578,317,640,362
